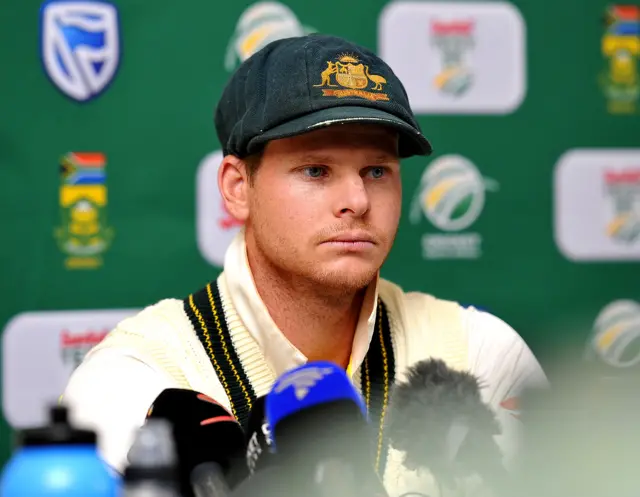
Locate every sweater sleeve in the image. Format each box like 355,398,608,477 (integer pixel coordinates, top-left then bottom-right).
61,347,179,474
464,306,549,470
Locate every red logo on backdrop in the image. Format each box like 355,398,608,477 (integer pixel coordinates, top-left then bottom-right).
218,200,244,230
60,329,109,369
603,167,640,244
430,18,475,96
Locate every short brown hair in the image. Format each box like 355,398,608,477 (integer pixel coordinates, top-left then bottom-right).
243,151,263,185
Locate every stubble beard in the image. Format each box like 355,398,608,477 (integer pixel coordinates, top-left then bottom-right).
249,226,384,299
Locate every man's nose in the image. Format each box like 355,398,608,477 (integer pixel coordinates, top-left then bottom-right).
333,176,371,218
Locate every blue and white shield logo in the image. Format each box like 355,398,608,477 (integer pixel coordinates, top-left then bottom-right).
40,0,120,102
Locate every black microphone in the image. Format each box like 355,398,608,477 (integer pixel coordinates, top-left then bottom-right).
387,359,507,495
145,388,247,497
243,396,276,475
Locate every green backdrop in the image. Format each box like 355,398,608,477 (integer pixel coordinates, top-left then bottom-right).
1,0,638,467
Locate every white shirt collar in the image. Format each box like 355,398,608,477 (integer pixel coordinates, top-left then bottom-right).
223,228,379,378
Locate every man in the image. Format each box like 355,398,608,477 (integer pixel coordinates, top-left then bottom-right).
62,34,547,494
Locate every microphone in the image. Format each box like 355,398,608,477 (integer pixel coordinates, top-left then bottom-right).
266,360,368,455
124,418,181,497
243,396,275,475
145,388,247,497
262,361,386,497
386,358,507,495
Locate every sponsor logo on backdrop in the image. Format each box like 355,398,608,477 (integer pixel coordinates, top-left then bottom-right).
605,168,640,243
40,0,120,102
225,1,316,71
61,328,109,369
1,309,137,428
54,152,114,269
378,1,526,114
431,19,475,97
586,300,640,368
314,54,389,101
199,4,317,266
196,151,244,267
409,154,498,259
599,5,640,115
554,148,640,261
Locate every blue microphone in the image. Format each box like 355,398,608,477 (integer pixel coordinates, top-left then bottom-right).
266,360,367,446
258,361,387,497
231,362,389,497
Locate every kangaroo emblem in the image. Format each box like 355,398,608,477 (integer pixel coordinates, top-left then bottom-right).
314,61,338,87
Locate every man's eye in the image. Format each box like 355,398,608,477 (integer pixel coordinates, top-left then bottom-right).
369,167,386,179
303,167,326,178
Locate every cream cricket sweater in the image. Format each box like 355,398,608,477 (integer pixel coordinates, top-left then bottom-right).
63,229,548,496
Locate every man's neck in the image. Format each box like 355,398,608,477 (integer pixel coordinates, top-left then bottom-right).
246,247,367,369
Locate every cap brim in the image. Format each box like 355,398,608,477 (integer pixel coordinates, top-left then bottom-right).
246,106,433,158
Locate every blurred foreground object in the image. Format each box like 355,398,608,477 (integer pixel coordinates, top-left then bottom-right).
514,360,640,497
0,404,120,497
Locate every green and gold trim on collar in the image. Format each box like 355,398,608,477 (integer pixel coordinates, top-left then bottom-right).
184,281,257,430
184,282,396,476
361,299,396,477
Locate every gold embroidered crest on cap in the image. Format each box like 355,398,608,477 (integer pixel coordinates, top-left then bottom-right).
313,53,389,101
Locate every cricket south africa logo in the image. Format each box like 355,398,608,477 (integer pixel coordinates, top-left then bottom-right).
604,168,640,244
431,19,475,96
224,2,315,71
587,300,640,368
410,154,498,260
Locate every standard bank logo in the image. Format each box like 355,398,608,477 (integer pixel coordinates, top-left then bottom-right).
40,0,120,102
2,308,137,428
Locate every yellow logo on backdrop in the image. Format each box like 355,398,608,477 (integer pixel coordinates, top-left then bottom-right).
54,152,114,269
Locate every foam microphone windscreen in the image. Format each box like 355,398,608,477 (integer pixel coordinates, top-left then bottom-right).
387,359,503,486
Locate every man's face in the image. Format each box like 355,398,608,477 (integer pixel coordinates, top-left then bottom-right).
244,123,402,292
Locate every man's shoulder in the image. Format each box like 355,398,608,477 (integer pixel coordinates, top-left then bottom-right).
378,277,463,318
379,278,547,388
378,277,529,355
110,298,190,338
457,304,525,346
379,278,518,335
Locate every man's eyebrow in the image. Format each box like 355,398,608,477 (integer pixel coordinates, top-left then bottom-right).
293,153,338,165
367,153,399,164
292,153,398,165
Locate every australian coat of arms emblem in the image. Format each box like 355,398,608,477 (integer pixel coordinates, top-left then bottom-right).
314,54,389,101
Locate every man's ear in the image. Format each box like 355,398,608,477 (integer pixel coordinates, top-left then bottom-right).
218,155,250,222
